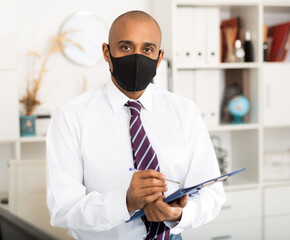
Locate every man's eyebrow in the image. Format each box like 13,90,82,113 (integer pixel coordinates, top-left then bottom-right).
117,40,134,45
143,42,157,49
117,40,157,49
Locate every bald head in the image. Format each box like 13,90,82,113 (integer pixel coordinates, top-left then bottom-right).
109,10,162,47
102,10,165,99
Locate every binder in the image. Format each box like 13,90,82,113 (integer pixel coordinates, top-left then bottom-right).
194,70,220,127
176,7,220,67
176,7,206,68
281,33,290,62
173,70,220,127
206,8,220,64
206,70,221,126
268,22,290,61
176,7,196,68
174,70,195,101
192,7,206,65
282,33,290,62
126,168,246,223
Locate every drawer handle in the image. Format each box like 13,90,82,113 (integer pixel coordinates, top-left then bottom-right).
212,235,232,240
221,205,232,210
267,84,270,108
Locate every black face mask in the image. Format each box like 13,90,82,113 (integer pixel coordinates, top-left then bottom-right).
107,44,160,92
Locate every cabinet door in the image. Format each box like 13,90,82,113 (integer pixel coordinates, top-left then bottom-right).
265,215,290,240
263,64,290,126
182,219,261,240
264,186,290,216
214,189,261,223
264,186,290,240
0,71,19,140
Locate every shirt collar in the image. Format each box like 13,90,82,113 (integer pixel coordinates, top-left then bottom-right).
106,80,153,114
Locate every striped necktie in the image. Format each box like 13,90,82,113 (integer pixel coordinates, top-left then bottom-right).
125,100,170,240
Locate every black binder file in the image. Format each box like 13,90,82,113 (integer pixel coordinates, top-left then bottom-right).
126,168,246,222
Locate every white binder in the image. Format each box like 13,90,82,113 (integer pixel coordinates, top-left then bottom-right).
192,7,206,65
176,7,196,68
174,70,195,101
176,7,220,67
194,70,220,127
174,69,220,127
206,7,220,64
206,70,220,126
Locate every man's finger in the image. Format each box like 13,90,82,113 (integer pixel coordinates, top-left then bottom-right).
136,169,166,181
144,200,166,222
139,186,168,197
142,192,164,205
152,197,182,220
139,178,167,189
170,194,189,208
179,194,189,208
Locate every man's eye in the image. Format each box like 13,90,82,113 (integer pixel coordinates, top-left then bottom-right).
144,48,153,53
121,45,131,51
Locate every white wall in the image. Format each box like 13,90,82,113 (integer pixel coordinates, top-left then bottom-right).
16,0,153,114
0,0,153,194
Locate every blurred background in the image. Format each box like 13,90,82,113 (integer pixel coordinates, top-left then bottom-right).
0,0,290,239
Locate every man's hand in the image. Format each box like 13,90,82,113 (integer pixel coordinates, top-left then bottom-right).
126,169,168,212
143,194,189,222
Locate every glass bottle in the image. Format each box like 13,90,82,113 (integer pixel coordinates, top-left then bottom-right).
244,31,254,62
234,39,245,62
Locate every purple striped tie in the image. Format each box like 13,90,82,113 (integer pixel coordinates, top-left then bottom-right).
125,100,170,240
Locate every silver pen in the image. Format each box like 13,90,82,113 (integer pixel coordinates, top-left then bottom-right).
129,168,180,184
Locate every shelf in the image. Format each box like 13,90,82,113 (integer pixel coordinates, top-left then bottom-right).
223,173,260,191
224,182,260,191
262,180,290,188
176,0,260,6
263,1,290,7
263,124,290,129
0,136,46,144
19,136,46,143
208,123,260,132
177,62,260,70
0,139,18,144
262,62,290,67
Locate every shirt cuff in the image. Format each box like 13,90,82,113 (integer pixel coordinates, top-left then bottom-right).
129,210,139,217
164,220,180,229
100,186,131,229
167,195,199,230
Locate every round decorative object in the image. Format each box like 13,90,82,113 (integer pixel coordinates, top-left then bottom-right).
59,11,108,66
228,95,250,124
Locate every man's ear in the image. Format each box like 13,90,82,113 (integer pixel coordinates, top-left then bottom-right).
157,49,164,68
102,43,110,63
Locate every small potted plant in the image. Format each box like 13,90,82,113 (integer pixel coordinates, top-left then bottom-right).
19,31,83,137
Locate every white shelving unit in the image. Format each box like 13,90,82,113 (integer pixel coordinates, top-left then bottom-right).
153,0,290,239
0,0,289,239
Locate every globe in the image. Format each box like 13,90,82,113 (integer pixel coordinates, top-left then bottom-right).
228,95,250,124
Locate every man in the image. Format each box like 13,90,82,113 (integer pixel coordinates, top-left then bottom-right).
46,10,226,240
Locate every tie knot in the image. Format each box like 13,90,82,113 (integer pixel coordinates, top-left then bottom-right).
125,101,142,116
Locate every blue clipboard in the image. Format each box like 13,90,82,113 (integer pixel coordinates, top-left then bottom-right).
126,168,246,223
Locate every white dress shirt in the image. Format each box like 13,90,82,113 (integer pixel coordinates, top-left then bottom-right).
46,80,226,240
